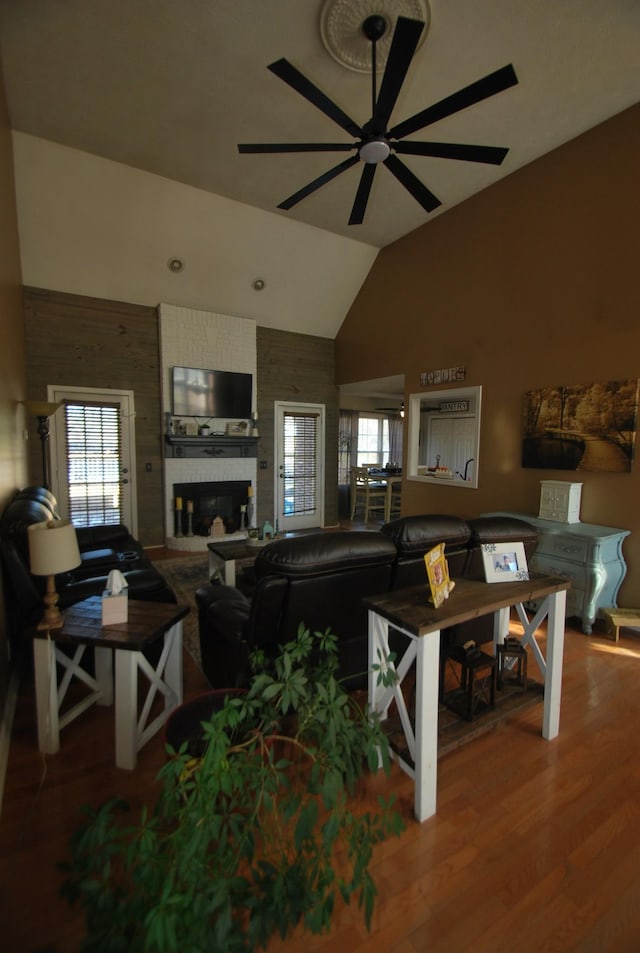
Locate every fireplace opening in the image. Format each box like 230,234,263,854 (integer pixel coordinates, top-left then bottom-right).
173,481,250,536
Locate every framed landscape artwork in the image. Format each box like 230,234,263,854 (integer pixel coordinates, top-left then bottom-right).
521,379,639,472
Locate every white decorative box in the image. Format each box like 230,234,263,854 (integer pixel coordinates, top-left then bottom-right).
539,480,582,523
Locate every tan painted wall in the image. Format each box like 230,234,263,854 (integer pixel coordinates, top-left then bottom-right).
336,103,640,606
0,55,27,692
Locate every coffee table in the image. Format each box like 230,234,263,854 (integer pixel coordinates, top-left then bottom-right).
207,538,265,586
365,574,569,823
32,597,189,769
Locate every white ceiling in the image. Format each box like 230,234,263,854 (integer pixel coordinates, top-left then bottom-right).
1,0,639,250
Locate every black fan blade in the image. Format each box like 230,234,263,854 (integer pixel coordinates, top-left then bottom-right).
373,17,424,134
278,154,360,210
349,163,377,225
269,58,363,138
388,64,518,140
395,141,509,165
239,143,356,154
384,154,441,213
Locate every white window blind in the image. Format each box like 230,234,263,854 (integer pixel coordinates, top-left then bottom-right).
65,402,122,526
282,411,318,517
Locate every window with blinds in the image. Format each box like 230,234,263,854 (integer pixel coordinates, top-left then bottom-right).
356,416,390,468
65,402,122,526
282,411,318,517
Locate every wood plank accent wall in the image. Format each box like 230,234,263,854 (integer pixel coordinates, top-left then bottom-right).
23,288,164,546
256,326,339,527
0,68,27,696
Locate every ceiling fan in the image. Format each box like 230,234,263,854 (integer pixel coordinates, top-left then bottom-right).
238,15,518,226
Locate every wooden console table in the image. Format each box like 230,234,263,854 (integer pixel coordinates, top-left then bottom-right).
487,512,629,634
207,539,263,586
365,575,569,823
32,597,189,769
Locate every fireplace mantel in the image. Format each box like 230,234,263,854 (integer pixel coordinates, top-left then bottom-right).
165,434,258,459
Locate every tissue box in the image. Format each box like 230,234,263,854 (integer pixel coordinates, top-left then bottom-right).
102,591,128,625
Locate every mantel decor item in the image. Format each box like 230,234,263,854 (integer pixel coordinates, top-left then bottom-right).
226,421,248,436
482,542,529,583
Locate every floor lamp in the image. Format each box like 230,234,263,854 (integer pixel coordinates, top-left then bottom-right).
24,400,63,490
28,519,81,630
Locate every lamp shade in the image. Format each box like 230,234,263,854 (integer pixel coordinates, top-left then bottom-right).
28,520,81,576
24,400,63,418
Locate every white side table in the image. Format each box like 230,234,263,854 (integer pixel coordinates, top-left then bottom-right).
32,597,188,769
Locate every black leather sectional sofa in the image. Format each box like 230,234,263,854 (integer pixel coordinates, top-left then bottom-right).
196,513,538,690
0,485,175,657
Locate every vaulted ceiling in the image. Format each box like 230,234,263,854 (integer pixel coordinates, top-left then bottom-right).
1,0,639,250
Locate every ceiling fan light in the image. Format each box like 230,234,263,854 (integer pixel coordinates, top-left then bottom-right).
359,138,391,163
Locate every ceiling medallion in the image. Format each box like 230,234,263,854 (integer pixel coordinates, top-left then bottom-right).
320,0,430,74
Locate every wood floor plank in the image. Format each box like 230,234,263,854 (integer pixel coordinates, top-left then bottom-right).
3,619,640,952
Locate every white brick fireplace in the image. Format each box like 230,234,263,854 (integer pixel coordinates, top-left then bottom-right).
159,303,257,549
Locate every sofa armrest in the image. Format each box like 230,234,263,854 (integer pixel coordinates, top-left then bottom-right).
196,584,253,688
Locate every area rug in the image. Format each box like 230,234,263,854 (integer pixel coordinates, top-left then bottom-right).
155,554,211,670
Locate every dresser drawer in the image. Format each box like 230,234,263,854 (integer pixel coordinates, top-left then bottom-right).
536,533,589,563
531,553,589,591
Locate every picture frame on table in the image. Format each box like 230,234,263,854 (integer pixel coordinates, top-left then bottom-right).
482,542,529,583
424,543,455,608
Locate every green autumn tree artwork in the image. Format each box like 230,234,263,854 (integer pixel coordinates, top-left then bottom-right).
522,378,639,471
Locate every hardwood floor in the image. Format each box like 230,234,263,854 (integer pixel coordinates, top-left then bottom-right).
2,613,640,952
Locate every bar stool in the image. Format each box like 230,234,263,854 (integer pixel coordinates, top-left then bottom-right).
496,637,528,691
453,645,497,721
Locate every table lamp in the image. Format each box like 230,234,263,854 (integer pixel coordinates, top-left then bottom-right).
28,519,81,630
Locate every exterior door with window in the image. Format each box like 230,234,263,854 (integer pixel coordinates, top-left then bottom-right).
275,402,325,532
48,386,138,535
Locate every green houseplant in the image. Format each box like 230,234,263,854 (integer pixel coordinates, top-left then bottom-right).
61,624,404,952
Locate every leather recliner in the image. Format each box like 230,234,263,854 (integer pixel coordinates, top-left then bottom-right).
196,531,398,690
196,514,538,692
0,486,176,657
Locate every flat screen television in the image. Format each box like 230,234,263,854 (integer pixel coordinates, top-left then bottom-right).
171,366,253,419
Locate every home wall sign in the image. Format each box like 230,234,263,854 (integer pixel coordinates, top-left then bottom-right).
440,400,469,413
522,378,639,472
420,366,466,386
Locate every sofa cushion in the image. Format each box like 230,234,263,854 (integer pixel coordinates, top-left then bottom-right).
255,531,397,578
464,516,538,581
381,514,471,555
467,516,537,546
75,523,140,552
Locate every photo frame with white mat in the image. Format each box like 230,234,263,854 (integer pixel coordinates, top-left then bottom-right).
482,542,529,583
